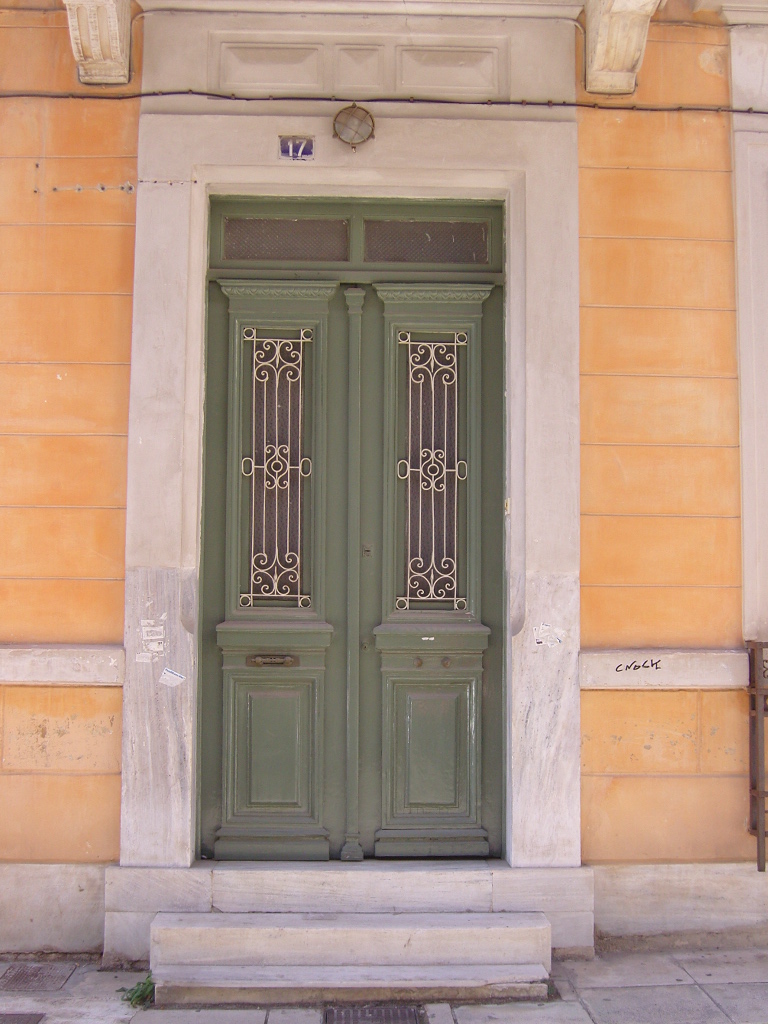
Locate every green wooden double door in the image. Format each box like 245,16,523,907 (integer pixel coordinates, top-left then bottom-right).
200,200,505,860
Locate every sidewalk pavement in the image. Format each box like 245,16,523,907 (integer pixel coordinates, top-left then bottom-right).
1,947,767,1024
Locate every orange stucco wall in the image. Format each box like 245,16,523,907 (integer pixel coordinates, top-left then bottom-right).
0,685,122,861
0,3,750,867
579,7,740,649
578,3,749,862
582,688,753,861
0,4,139,861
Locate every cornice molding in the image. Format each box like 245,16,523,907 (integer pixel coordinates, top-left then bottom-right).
139,0,583,14
62,0,131,84
219,282,340,300
374,285,494,304
696,0,768,23
584,0,662,94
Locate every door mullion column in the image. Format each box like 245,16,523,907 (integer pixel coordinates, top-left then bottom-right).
342,287,366,861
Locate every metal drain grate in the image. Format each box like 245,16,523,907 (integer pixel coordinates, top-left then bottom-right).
325,1007,419,1024
0,1015,46,1024
0,963,75,992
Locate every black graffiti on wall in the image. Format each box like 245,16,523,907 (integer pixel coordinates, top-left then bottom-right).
614,658,662,673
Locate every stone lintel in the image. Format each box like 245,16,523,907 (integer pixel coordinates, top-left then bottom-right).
63,0,131,85
585,0,662,94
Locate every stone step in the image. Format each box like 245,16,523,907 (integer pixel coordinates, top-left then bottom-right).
151,911,551,972
210,861,496,914
152,963,550,1006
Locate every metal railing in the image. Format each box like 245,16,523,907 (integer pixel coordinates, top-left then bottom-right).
747,642,768,871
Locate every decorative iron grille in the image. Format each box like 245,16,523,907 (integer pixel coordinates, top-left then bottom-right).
224,217,349,262
396,330,467,611
364,219,489,264
240,326,312,608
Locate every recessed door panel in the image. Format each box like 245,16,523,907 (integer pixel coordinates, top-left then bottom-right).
406,685,464,810
244,684,309,809
405,687,461,809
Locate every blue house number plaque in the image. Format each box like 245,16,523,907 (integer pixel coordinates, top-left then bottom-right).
280,136,314,160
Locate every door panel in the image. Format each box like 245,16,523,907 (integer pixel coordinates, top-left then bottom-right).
200,200,504,861
214,282,336,860
398,683,468,810
373,284,492,856
245,685,307,808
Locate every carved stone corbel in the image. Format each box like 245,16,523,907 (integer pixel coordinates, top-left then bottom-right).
62,0,131,85
585,0,663,94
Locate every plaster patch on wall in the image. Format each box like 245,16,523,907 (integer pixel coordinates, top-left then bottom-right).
698,47,727,78
3,708,120,772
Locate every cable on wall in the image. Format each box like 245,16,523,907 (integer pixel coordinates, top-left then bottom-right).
0,88,764,116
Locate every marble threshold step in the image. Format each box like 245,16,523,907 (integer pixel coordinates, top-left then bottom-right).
208,861,502,914
150,911,552,1005
152,963,550,1005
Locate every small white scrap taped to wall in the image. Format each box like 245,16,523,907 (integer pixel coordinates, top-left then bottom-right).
137,614,168,662
534,622,566,647
157,663,185,688
159,667,185,687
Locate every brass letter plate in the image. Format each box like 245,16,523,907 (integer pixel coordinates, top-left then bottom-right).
246,654,297,667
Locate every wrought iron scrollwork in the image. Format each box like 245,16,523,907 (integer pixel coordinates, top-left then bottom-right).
396,330,467,611
240,326,312,608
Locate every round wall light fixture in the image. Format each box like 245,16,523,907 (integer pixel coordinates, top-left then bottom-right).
333,104,375,150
